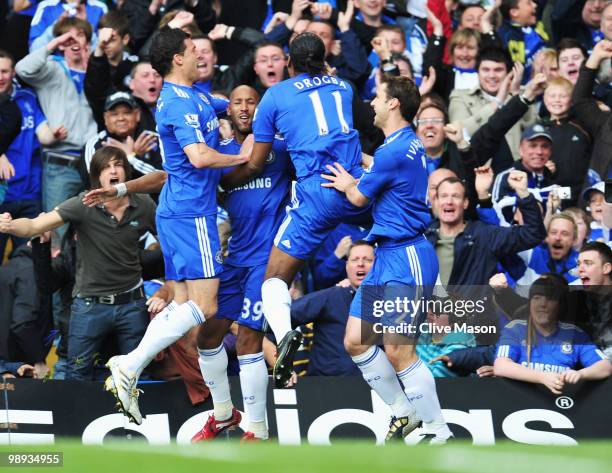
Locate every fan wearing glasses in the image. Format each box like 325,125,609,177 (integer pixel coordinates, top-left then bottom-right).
414,99,472,181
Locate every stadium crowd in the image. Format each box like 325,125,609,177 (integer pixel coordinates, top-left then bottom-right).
0,0,611,404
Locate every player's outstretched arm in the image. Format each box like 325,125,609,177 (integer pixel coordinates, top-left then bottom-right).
321,162,369,207
185,142,250,169
0,211,64,238
82,171,167,207
220,141,272,190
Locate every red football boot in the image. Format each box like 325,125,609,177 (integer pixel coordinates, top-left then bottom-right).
191,407,242,442
241,432,268,442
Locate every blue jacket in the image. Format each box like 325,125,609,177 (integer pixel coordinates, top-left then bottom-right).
291,286,361,376
312,223,368,290
0,360,25,376
425,194,546,287
447,346,496,376
510,243,580,289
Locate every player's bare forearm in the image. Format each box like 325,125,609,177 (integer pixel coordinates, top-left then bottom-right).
345,182,369,207
220,161,265,190
199,150,248,168
82,171,167,207
188,142,249,169
129,171,167,193
220,141,271,189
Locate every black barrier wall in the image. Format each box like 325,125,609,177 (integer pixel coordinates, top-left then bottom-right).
1,377,611,445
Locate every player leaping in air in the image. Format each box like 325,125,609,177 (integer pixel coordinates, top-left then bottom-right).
101,27,248,424
221,32,372,390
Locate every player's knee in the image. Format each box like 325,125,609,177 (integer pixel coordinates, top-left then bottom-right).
344,334,363,357
384,346,403,370
196,324,227,350
236,328,263,355
196,326,222,349
194,300,217,320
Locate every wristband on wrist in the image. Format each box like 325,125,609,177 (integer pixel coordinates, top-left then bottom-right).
114,182,127,198
519,94,535,105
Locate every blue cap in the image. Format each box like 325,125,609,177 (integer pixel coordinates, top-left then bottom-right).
521,124,552,142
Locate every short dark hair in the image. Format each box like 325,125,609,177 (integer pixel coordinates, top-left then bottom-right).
420,92,447,112
500,0,520,20
556,38,587,59
390,52,413,77
89,147,131,189
255,40,285,58
98,10,130,37
53,17,93,42
375,24,406,45
0,49,14,68
309,19,336,34
130,60,151,79
416,100,449,124
348,240,374,258
458,3,485,19
289,33,326,76
436,176,467,198
381,75,421,123
192,34,216,54
580,241,612,266
476,46,512,72
150,27,189,77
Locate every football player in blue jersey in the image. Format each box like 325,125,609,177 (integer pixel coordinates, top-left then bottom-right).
495,276,611,394
222,32,372,389
191,85,292,441
321,75,453,444
103,27,249,425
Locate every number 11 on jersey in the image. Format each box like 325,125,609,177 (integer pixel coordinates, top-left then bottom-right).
308,90,350,136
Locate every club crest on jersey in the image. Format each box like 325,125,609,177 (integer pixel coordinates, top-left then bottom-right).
215,250,223,264
184,114,200,128
561,342,573,354
266,151,276,164
198,93,211,105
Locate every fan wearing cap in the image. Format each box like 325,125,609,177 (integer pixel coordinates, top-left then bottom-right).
583,181,611,244
492,124,557,217
494,275,611,395
81,91,163,187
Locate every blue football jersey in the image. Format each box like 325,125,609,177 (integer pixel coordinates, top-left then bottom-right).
357,126,430,242
192,82,230,118
252,73,362,180
496,319,606,373
218,137,291,266
156,82,221,218
5,85,46,202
